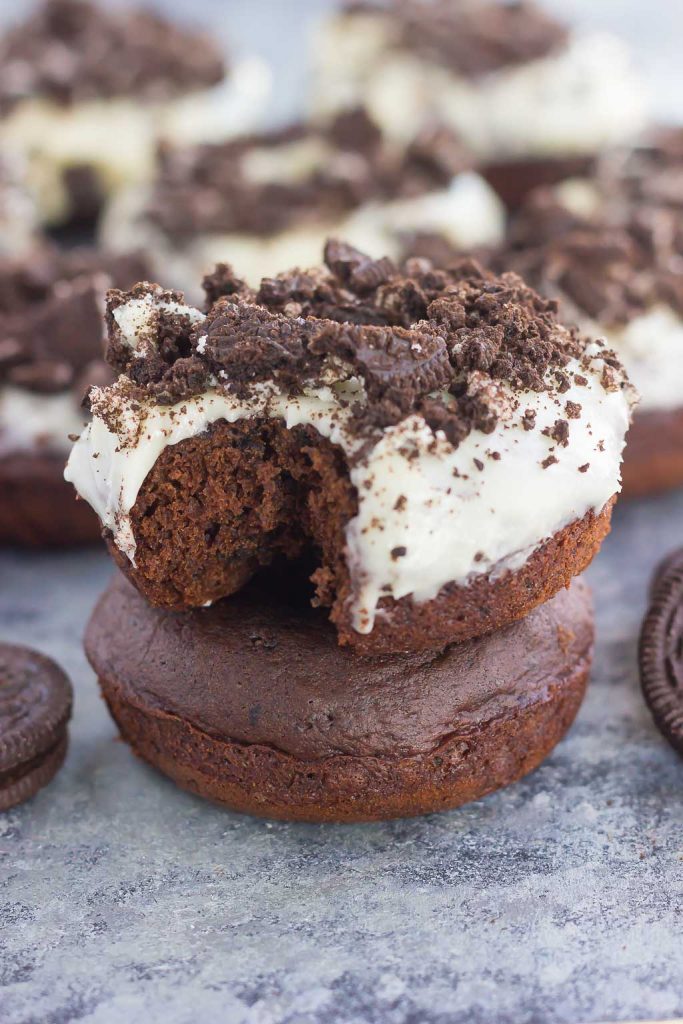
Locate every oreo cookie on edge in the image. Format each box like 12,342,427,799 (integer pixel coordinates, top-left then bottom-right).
639,553,683,756
0,644,72,811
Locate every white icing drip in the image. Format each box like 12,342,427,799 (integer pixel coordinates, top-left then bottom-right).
65,346,631,634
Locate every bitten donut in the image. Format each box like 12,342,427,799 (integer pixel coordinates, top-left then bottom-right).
0,246,149,546
66,243,633,654
311,0,645,208
85,571,594,823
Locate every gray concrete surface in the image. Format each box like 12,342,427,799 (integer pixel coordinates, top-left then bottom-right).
1,492,683,1024
1,1,683,1022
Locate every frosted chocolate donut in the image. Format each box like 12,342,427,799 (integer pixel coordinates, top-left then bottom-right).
0,246,149,546
489,130,683,496
310,0,645,209
0,0,269,230
101,108,504,295
66,243,634,654
85,571,594,823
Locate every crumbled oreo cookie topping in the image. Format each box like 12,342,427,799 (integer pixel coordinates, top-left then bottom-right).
607,128,683,214
500,185,683,327
344,0,568,77
0,0,225,114
102,243,628,449
487,129,683,328
145,111,472,241
0,248,149,398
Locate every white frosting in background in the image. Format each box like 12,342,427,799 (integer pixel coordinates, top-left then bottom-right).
589,306,683,413
65,294,632,634
101,170,505,296
0,386,85,456
0,58,271,225
161,58,271,146
241,136,340,185
541,184,683,414
553,177,604,218
312,17,646,159
0,154,39,256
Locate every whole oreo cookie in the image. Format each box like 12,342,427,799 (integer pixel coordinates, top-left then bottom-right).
639,554,683,756
0,644,72,810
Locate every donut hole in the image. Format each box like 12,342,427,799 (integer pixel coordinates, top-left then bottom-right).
124,417,357,611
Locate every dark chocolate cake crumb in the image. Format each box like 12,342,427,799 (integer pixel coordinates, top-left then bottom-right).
0,0,225,114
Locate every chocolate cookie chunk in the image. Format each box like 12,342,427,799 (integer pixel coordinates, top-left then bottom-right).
0,644,72,810
639,556,683,756
85,572,593,822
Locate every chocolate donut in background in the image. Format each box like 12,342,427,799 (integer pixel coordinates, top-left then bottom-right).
0,0,269,233
0,247,150,546
310,0,645,209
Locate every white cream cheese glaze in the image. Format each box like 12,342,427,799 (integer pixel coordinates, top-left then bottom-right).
0,154,39,256
587,306,683,414
0,386,85,456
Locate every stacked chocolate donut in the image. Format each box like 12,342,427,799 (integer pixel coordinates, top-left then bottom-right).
67,242,635,821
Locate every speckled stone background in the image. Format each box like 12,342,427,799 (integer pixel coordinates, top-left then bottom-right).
2,2,683,1023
